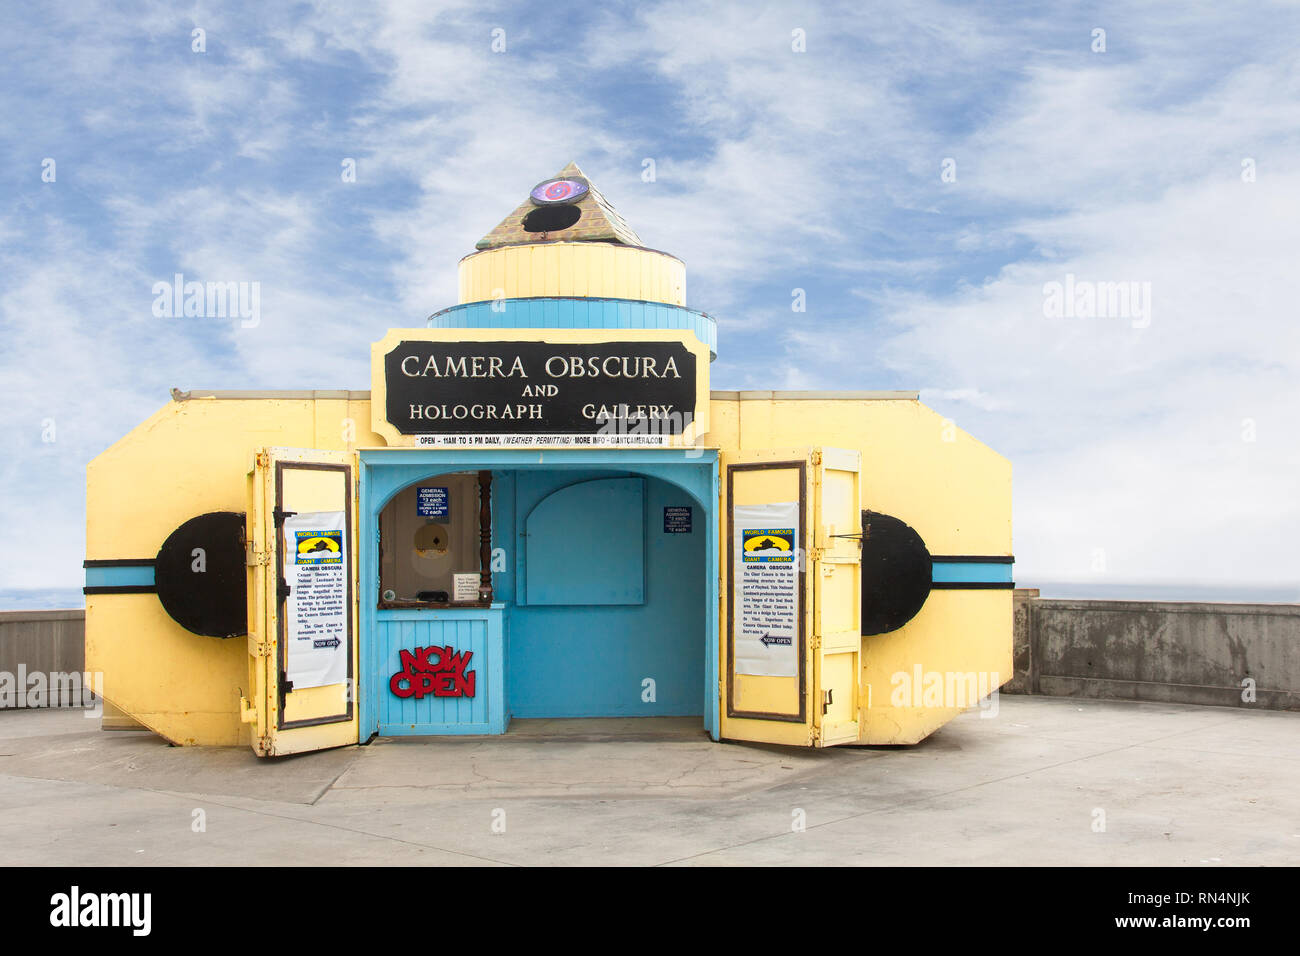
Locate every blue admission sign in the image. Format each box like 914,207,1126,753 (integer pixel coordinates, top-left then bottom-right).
417,486,449,518
663,506,692,534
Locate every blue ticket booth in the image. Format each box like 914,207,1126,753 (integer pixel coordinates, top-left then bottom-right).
358,448,720,741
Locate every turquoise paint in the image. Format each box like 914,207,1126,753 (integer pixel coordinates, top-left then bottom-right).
375,606,507,735
428,297,717,358
525,477,646,605
358,448,720,740
84,565,155,588
509,472,704,718
931,561,1014,584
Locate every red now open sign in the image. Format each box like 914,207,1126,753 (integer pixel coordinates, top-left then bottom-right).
389,645,476,699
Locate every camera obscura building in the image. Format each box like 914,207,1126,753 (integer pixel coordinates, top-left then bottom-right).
84,163,1013,756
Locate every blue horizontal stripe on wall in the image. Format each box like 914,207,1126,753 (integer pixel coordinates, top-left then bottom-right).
428,297,717,358
85,565,155,588
931,561,1014,584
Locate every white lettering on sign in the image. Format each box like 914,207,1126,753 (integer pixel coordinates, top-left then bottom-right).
383,340,698,443
408,403,543,421
401,354,528,377
397,353,682,379
543,355,680,378
581,404,676,420
412,433,671,446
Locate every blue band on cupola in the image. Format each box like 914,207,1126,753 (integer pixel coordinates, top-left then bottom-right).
429,297,717,359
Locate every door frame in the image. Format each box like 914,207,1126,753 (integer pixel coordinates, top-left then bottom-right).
357,447,721,741
273,459,356,731
725,459,808,723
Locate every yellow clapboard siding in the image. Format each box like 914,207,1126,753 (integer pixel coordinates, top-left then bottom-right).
458,242,686,306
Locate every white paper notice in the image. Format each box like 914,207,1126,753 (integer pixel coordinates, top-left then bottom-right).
453,573,480,602
733,501,800,677
282,511,348,690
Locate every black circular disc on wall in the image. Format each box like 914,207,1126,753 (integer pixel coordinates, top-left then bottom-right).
154,511,248,638
860,510,932,636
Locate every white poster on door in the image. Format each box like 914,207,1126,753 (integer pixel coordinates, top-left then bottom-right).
733,501,800,677
282,511,348,690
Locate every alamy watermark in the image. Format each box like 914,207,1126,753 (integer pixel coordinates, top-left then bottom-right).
50,886,150,936
1042,273,1151,328
0,667,103,714
889,665,1001,717
152,273,260,327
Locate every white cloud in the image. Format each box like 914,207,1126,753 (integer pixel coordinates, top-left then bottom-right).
801,170,1300,585
1,0,1297,595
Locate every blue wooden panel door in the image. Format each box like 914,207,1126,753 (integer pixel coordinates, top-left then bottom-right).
525,477,645,605
376,607,507,735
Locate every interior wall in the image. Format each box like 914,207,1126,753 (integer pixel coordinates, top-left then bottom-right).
378,473,480,600
492,470,706,718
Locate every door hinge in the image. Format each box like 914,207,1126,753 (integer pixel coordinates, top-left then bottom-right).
279,672,294,712
256,451,270,469
811,449,822,467
809,631,822,651
249,632,270,658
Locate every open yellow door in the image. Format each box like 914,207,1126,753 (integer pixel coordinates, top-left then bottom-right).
244,448,360,756
811,448,863,745
720,447,861,747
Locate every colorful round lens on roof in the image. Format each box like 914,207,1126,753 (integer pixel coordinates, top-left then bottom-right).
530,177,589,205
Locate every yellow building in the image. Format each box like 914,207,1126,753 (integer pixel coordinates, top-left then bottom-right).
85,163,1012,756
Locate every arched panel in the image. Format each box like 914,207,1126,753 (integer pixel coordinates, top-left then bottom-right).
525,477,645,605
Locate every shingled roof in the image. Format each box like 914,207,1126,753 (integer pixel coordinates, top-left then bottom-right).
475,161,645,251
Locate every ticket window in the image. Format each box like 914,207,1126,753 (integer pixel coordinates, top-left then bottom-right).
378,472,488,607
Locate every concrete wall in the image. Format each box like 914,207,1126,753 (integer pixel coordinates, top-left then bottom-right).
0,609,87,707
10,596,1297,714
1009,590,1299,710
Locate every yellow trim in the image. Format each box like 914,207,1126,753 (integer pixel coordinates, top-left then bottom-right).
457,242,686,306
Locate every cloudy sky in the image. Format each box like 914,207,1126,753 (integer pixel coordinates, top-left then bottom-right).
2,1,1297,600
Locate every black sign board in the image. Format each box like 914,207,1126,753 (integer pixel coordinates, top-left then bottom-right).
664,506,693,534
384,340,697,441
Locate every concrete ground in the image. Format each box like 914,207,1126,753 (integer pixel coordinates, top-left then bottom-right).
0,696,1296,866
